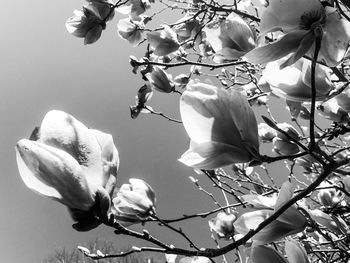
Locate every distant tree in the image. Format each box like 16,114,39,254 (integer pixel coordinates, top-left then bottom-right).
43,239,165,263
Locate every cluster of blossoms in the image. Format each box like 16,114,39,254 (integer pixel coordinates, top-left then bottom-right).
17,0,350,262
16,111,156,230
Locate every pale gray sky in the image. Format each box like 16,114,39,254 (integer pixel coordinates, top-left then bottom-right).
0,1,221,262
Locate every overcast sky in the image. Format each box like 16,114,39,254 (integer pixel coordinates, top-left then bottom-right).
0,1,300,262
0,1,222,262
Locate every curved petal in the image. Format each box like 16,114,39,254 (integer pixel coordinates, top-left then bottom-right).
318,7,350,66
129,178,156,205
16,139,95,211
285,240,310,263
225,13,256,51
251,245,288,263
180,83,241,145
90,129,120,189
260,0,323,34
244,30,308,65
180,82,258,154
38,110,104,192
179,141,252,169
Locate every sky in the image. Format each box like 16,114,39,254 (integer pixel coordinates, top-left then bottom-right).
0,1,222,262
0,1,298,262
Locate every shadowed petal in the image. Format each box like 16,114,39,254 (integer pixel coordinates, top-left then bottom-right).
16,139,95,210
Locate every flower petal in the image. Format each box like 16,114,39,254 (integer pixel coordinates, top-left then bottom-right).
38,110,105,192
318,7,350,66
260,0,323,34
244,30,308,65
250,245,288,263
179,141,252,169
285,240,310,263
16,139,95,210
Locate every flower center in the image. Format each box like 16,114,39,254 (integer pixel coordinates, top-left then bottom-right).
299,8,326,30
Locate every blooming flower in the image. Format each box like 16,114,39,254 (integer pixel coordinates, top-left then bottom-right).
16,110,119,227
117,18,143,46
245,0,350,67
112,178,156,226
262,57,334,102
208,212,236,239
205,12,256,63
233,182,306,244
116,0,151,20
66,0,115,44
146,26,180,56
179,82,260,169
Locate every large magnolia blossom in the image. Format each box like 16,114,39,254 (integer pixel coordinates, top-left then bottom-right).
179,83,259,169
262,57,334,102
16,110,119,222
245,0,350,67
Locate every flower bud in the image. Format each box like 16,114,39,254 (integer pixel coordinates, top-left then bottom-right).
273,137,299,155
276,123,300,141
147,67,175,93
112,178,156,226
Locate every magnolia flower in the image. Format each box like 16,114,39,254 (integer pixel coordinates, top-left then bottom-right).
117,18,143,46
116,0,151,20
112,178,156,226
179,82,260,169
16,110,119,229
66,0,115,44
205,13,256,63
245,0,350,67
208,212,236,239
174,17,201,43
234,182,306,244
262,57,333,102
146,26,180,56
147,67,175,93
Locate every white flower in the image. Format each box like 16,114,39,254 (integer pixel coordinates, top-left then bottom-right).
262,57,333,102
245,0,350,67
179,82,259,169
146,26,180,56
16,110,119,219
205,13,256,63
112,178,156,226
